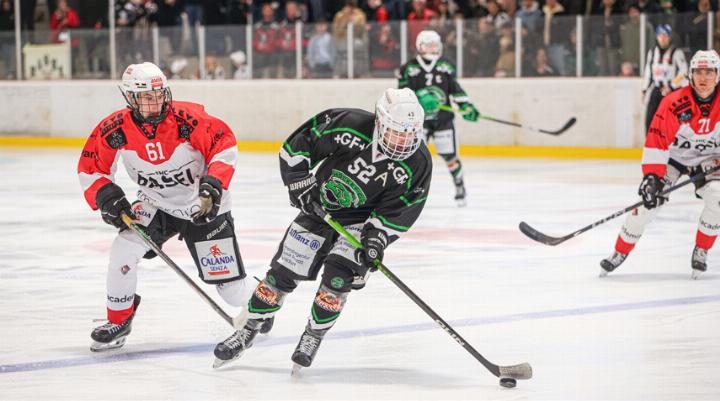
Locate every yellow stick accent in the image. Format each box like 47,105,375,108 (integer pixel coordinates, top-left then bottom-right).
0,137,642,160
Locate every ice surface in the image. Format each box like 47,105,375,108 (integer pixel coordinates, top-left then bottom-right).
1,149,718,400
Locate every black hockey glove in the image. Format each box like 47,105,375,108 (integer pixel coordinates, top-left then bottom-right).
287,174,321,216
192,176,223,225
354,224,388,274
638,173,666,209
96,183,135,229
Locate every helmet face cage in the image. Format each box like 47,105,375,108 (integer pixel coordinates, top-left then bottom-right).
374,107,423,161
123,87,172,125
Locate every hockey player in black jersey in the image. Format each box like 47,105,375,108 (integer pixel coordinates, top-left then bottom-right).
398,30,479,207
213,88,432,370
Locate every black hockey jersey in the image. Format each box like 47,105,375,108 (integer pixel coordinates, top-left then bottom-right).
279,108,432,240
398,56,470,124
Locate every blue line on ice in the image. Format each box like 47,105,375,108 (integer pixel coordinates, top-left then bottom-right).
2,294,719,374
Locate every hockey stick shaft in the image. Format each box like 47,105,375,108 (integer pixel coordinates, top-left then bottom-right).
519,163,720,246
121,214,245,328
438,105,575,136
314,206,532,380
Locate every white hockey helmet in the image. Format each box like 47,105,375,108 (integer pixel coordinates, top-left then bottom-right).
689,50,720,87
416,30,443,61
374,88,424,161
120,62,172,124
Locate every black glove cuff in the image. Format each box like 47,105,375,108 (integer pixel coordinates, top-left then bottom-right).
96,183,126,209
200,175,223,196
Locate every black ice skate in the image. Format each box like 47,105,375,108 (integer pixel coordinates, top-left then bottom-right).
454,184,467,207
691,246,708,280
90,294,141,352
599,251,627,277
213,321,261,368
291,326,327,375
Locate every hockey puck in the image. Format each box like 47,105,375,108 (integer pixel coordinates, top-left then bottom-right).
499,378,517,388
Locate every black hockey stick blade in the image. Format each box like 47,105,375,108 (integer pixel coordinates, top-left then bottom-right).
538,117,576,136
518,221,572,246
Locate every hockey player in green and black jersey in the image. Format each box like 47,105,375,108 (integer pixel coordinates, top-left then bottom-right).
213,88,432,370
398,30,479,207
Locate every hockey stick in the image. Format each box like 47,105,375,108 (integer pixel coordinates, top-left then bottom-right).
312,205,532,386
438,105,576,136
121,214,247,329
519,164,720,246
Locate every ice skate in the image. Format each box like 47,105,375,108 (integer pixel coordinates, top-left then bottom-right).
90,294,141,352
691,246,708,279
290,326,326,374
599,252,627,277
454,184,467,207
213,322,261,368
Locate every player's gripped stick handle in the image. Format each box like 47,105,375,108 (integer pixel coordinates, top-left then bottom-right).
121,213,247,329
437,105,576,136
311,204,532,381
519,163,720,246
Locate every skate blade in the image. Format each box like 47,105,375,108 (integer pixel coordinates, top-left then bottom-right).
599,269,609,278
455,199,467,208
212,351,244,369
90,336,127,352
291,363,303,376
691,269,704,280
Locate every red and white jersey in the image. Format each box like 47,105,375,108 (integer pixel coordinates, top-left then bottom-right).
642,86,720,177
78,101,238,220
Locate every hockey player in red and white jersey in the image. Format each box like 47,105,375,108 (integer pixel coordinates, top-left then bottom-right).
601,50,720,279
79,62,253,351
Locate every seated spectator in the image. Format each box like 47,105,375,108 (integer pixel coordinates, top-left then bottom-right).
517,0,542,33
204,55,226,79
50,0,80,43
253,3,280,78
495,35,515,77
528,47,557,77
542,0,571,76
230,50,250,79
0,0,14,78
465,17,500,77
484,0,509,30
369,22,399,75
619,61,636,77
408,0,435,47
332,0,367,77
363,0,389,22
308,20,336,78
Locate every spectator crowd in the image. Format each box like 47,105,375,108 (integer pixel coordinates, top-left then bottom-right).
1,0,719,79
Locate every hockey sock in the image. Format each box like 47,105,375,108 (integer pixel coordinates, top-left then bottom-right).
447,159,464,186
696,183,720,250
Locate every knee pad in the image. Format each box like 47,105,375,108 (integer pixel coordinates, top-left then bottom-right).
216,277,254,307
309,283,349,331
699,181,720,214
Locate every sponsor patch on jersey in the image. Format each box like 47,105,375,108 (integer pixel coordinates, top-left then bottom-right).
104,128,128,149
276,222,326,277
327,223,363,264
130,201,157,226
195,238,240,282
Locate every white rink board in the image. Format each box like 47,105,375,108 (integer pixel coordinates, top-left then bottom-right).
1,149,719,400
0,78,643,148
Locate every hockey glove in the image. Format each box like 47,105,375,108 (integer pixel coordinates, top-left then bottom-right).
288,174,321,216
460,103,480,122
354,224,388,274
638,173,666,209
192,176,223,225
416,88,440,117
96,183,135,229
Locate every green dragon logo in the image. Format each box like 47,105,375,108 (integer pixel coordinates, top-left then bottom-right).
320,170,367,211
